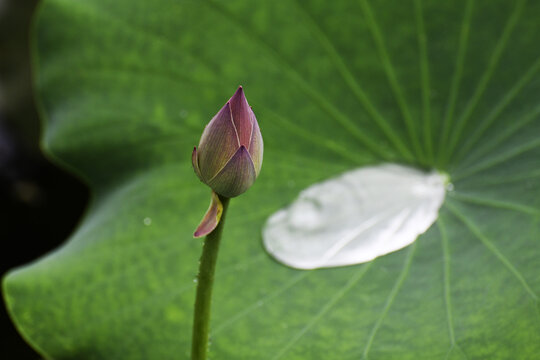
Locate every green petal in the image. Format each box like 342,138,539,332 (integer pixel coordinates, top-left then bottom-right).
197,102,239,181
248,115,263,176
207,145,256,198
229,86,253,147
192,147,203,181
193,191,223,238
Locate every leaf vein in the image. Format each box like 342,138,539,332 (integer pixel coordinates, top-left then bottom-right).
455,56,540,164
272,263,373,360
361,244,417,359
459,102,540,169
438,219,456,346
453,137,540,180
203,0,390,160
359,0,424,162
414,0,433,161
446,201,538,302
446,0,527,162
213,271,310,336
292,0,415,162
450,193,540,217
437,0,474,166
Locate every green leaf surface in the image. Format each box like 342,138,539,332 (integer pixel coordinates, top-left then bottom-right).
4,0,540,358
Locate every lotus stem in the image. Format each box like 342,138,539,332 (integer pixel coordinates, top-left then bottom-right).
191,195,230,360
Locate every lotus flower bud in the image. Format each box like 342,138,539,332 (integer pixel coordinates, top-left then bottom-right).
192,86,263,198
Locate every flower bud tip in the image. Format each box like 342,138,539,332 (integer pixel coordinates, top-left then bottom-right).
192,86,263,198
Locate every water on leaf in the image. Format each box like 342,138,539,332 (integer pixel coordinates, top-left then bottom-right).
263,164,446,269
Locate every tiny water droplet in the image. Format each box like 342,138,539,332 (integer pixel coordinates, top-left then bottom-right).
143,217,152,226
446,183,455,192
193,278,198,283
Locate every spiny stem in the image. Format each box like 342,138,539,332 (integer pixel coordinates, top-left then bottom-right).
191,195,230,360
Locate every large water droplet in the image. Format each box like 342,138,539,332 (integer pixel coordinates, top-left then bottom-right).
263,164,446,270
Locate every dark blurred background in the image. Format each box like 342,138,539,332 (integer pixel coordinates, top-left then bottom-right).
0,0,89,358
